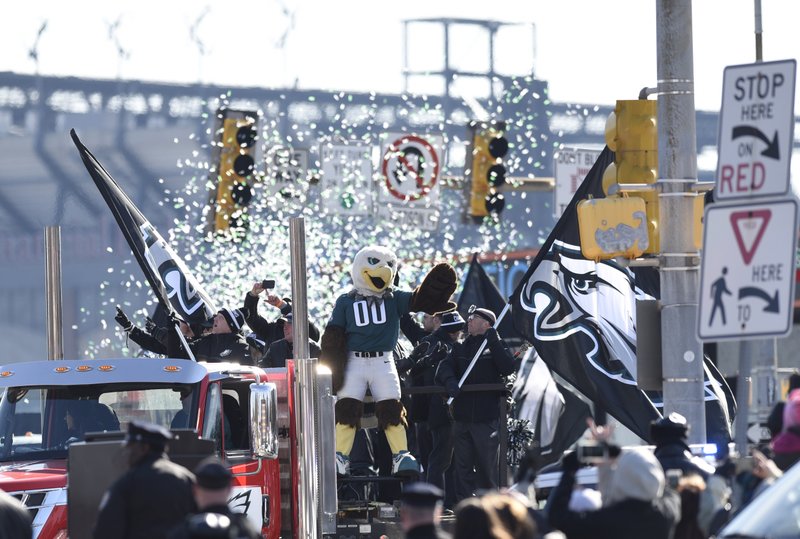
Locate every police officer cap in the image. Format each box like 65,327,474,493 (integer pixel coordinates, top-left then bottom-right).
469,306,497,325
125,420,172,446
401,482,444,508
651,412,689,439
439,311,465,331
195,457,233,490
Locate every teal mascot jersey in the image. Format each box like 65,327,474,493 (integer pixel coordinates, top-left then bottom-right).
321,245,457,476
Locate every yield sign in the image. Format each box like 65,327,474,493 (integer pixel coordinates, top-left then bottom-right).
730,209,771,264
698,199,798,341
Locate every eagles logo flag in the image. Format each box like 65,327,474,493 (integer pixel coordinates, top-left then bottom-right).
70,129,217,327
457,254,591,465
510,147,734,443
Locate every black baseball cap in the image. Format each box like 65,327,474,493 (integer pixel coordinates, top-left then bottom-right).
401,482,444,508
194,457,233,490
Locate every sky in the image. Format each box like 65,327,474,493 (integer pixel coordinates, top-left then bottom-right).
2,0,799,113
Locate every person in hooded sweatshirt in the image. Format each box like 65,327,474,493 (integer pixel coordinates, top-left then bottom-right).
771,388,800,471
548,447,680,539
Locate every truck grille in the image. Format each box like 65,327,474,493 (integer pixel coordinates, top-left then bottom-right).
7,488,66,534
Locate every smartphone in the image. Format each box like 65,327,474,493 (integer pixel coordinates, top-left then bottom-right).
261,279,276,289
576,443,607,464
736,456,754,474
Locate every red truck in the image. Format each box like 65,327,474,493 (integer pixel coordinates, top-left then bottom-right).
0,357,368,538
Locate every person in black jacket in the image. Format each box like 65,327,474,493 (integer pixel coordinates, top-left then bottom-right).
435,306,515,502
260,313,321,367
94,421,196,539
408,311,464,504
114,306,201,359
651,413,715,479
242,281,320,348
399,482,451,539
168,457,260,539
548,447,680,539
192,308,252,364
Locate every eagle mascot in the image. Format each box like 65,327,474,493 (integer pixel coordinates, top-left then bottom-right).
321,245,457,476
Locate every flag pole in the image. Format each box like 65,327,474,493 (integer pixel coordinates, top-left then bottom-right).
173,319,197,361
447,302,511,406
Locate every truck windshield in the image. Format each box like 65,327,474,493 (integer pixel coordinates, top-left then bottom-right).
0,383,199,462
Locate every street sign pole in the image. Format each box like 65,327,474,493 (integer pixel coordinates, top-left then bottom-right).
657,0,707,443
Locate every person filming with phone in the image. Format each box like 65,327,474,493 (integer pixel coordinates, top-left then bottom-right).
242,279,320,350
547,419,680,539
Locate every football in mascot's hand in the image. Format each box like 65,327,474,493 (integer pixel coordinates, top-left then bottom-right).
351,246,398,296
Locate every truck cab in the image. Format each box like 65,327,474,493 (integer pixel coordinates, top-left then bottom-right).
0,358,288,538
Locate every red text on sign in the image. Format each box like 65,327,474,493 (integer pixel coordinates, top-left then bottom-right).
719,162,765,194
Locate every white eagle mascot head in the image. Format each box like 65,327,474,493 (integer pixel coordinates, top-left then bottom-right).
351,245,398,297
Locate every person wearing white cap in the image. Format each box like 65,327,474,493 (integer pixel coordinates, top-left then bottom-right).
435,305,516,502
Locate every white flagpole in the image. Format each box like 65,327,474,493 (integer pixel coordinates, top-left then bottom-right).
446,302,511,406
173,319,197,361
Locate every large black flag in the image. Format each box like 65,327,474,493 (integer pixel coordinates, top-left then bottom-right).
457,254,520,345
71,129,217,326
457,254,592,464
512,348,592,467
510,147,734,443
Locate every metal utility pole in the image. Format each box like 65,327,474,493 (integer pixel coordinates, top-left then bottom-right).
733,0,778,456
656,0,706,442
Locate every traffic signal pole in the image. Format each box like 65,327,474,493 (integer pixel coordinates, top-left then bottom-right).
656,0,707,443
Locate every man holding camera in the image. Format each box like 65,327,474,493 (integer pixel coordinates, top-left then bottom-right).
243,280,320,350
435,306,516,502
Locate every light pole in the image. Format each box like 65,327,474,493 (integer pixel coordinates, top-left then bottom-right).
189,6,211,84
657,0,707,443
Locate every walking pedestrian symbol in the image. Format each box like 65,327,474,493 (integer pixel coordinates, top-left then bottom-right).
709,267,732,326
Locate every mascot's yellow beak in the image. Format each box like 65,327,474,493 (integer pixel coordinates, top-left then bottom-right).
361,267,393,293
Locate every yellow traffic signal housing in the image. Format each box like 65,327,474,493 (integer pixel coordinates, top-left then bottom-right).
467,122,508,218
603,99,658,186
636,188,660,255
577,196,649,260
214,111,257,233
693,194,704,250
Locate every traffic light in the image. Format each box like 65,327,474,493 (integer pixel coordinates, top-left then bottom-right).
603,99,658,185
213,109,258,234
467,121,508,218
603,99,659,254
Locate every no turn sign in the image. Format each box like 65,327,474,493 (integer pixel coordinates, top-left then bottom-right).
380,134,441,203
716,59,796,200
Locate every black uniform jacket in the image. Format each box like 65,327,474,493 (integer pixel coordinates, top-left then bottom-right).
435,332,515,423
93,453,196,539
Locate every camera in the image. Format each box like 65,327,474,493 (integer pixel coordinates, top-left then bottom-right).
576,442,608,464
261,279,276,290
666,469,682,489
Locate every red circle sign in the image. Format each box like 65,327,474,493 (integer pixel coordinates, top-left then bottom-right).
381,135,439,201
